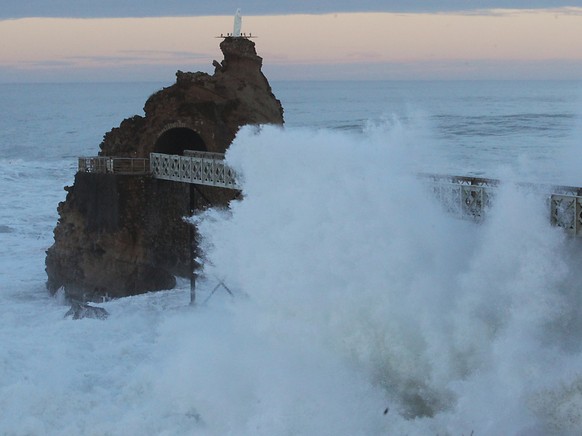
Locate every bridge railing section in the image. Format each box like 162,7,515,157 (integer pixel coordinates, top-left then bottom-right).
78,153,582,236
419,174,498,222
149,152,240,190
420,174,582,236
78,157,149,175
550,194,582,236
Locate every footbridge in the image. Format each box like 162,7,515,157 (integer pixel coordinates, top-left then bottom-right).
79,151,239,189
78,151,582,237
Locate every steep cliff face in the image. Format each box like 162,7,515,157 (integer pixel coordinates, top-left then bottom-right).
46,37,283,302
46,174,191,300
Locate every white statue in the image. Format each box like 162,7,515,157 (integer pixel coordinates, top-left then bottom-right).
233,9,242,37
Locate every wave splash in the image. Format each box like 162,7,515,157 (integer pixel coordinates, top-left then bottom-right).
196,121,582,434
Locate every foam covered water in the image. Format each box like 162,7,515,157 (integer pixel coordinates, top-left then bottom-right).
2,81,582,435
195,123,582,434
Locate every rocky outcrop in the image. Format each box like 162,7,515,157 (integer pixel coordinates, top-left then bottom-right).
99,37,283,158
46,37,283,302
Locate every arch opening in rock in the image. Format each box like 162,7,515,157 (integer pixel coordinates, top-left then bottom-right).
154,128,207,155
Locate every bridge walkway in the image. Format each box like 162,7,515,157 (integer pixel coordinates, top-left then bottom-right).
78,152,582,236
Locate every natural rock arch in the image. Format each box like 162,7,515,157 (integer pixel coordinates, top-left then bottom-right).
154,127,207,155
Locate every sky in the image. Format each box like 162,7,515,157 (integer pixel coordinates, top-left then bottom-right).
1,1,580,18
1,1,582,82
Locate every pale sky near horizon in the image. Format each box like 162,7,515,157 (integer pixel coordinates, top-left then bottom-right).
2,6,582,82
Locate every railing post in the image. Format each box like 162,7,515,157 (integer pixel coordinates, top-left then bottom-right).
577,197,582,236
189,183,197,305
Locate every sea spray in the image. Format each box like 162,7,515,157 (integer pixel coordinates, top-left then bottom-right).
556,98,582,186
196,122,582,434
3,81,582,436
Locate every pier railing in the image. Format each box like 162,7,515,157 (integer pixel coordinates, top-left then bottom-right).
149,152,240,190
550,194,582,236
78,152,582,236
419,174,498,222
420,173,582,236
78,153,240,189
78,157,149,175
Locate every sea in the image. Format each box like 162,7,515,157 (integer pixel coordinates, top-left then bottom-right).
1,80,582,435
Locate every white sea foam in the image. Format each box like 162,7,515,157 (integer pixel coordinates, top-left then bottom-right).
194,123,582,434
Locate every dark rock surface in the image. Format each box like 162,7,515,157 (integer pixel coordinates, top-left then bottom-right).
46,37,283,301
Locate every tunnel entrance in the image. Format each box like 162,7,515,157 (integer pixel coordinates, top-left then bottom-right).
154,128,207,155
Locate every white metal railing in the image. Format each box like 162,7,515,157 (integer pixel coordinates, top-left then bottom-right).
550,194,582,236
78,157,149,175
420,174,497,222
78,153,582,236
421,174,582,236
149,152,240,190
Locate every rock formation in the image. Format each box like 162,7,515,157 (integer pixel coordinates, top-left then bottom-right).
46,37,284,302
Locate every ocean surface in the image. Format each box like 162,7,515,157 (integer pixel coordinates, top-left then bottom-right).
1,80,582,435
